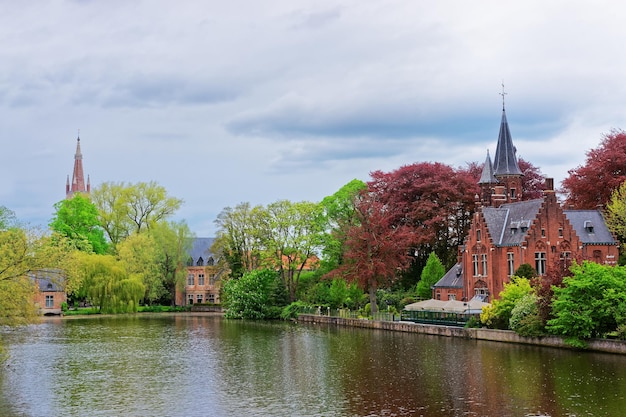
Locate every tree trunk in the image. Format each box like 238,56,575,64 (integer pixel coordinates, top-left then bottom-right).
368,282,378,314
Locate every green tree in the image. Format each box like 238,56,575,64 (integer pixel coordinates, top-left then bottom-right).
73,252,145,313
515,263,537,279
116,232,163,304
605,180,626,244
261,200,324,302
319,179,367,271
0,206,17,230
50,194,109,254
212,202,266,279
547,261,626,347
509,293,544,337
222,269,283,319
150,221,193,306
91,181,183,246
416,252,445,299
480,277,533,329
0,227,73,325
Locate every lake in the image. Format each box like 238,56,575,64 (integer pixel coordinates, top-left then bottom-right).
1,314,625,416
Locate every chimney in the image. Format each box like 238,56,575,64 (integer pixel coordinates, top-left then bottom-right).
544,178,554,193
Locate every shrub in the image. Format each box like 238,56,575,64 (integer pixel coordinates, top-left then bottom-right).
281,301,312,320
510,293,545,337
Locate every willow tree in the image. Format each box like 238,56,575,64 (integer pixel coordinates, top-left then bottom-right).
74,253,144,313
116,232,162,304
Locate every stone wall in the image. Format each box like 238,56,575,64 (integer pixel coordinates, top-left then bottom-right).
296,314,626,355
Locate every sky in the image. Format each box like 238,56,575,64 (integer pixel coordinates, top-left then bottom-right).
2,1,626,237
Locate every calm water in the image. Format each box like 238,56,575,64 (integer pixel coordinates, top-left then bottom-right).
1,314,626,417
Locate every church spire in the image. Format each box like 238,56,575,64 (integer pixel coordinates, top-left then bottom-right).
480,87,524,207
478,150,497,185
492,107,523,177
66,134,89,199
493,83,522,177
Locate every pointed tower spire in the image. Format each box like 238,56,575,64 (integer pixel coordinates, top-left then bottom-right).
66,134,89,199
490,85,523,205
478,150,498,206
492,107,523,177
478,150,497,185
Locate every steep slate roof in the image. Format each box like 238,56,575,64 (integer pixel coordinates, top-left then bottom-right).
478,151,498,184
564,210,617,245
188,237,215,264
492,109,523,176
29,269,65,292
434,263,464,289
481,199,543,246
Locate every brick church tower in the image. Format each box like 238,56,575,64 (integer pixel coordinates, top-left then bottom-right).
66,135,90,199
478,102,523,207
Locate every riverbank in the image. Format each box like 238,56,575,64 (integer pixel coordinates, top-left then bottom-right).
296,314,626,355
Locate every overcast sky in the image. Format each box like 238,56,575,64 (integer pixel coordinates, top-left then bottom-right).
2,1,625,237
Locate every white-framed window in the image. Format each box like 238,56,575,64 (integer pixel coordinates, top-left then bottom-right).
535,252,547,276
187,294,194,305
208,294,215,303
507,252,515,276
196,294,203,304
187,274,194,286
481,254,488,276
448,294,456,300
198,274,205,286
472,254,479,276
45,295,54,308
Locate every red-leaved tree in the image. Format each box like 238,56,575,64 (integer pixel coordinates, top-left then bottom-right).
519,158,546,199
369,162,479,270
326,192,416,313
562,130,626,209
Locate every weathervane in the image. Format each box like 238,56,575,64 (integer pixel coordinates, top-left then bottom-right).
500,81,507,110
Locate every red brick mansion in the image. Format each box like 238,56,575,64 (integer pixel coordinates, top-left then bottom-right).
433,107,619,303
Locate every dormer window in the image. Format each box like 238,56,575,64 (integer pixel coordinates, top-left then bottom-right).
584,220,594,233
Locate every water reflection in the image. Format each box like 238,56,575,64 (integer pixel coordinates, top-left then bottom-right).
1,314,625,416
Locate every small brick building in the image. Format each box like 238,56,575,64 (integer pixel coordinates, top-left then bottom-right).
434,107,619,302
175,238,223,306
31,269,67,315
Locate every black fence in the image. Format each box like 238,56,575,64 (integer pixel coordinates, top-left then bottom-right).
400,310,479,327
